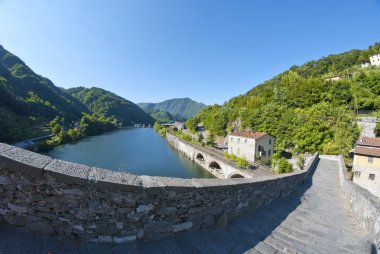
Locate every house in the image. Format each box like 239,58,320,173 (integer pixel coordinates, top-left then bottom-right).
361,62,370,68
324,75,341,82
370,54,380,66
352,137,380,198
228,131,275,164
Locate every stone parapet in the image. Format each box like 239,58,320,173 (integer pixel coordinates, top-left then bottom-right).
337,155,380,251
0,142,319,243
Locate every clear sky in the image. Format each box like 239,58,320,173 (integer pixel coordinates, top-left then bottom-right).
0,0,379,105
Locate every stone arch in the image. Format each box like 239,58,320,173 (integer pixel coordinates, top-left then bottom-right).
209,161,221,170
196,153,205,161
230,173,245,178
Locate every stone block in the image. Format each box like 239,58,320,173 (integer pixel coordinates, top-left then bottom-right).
0,143,14,154
98,235,113,243
0,147,52,176
157,207,177,216
0,176,11,185
44,159,90,185
89,167,142,191
154,176,195,192
113,235,136,244
141,175,163,195
173,221,193,232
136,204,155,213
8,203,27,213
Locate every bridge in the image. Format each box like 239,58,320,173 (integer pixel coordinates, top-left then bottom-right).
0,157,376,253
167,132,275,179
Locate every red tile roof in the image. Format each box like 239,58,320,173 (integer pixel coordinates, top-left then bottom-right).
354,146,380,157
230,131,270,139
357,137,380,148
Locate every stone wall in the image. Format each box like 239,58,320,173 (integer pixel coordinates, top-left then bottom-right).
337,155,380,251
0,142,319,244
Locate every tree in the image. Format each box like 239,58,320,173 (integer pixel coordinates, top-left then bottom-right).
68,128,80,142
206,133,215,146
186,117,199,133
51,123,62,136
278,158,293,174
198,133,204,143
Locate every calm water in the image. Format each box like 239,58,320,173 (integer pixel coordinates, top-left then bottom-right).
44,128,214,179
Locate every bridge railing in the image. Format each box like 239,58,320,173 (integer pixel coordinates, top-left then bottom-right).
337,155,380,251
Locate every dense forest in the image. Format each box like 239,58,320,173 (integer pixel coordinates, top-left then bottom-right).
67,87,154,126
187,43,380,157
138,98,206,122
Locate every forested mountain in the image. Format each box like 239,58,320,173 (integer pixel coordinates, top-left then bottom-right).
67,87,154,125
0,45,154,143
138,98,206,121
0,45,90,142
188,43,380,156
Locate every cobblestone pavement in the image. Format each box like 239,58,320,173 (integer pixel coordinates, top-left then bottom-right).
0,159,371,254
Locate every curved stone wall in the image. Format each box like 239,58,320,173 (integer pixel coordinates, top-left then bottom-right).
336,155,380,251
0,143,319,243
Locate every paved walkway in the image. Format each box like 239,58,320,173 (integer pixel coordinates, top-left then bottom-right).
0,159,371,253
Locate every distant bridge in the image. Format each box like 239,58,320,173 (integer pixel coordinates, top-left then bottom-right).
166,132,275,179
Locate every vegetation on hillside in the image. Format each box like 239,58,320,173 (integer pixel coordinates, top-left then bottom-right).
67,87,154,126
39,114,118,151
0,44,156,143
0,45,91,142
189,43,380,157
138,98,206,122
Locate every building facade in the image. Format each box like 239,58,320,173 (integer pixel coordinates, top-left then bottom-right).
353,137,380,198
370,54,380,66
324,75,342,82
228,131,275,164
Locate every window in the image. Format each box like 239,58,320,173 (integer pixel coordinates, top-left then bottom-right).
237,148,240,155
237,138,240,143
269,139,272,145
245,139,247,143
231,137,233,141
268,150,271,156
369,174,375,180
354,171,361,178
368,156,374,163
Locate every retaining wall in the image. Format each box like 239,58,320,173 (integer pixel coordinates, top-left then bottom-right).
337,155,380,251
0,142,318,243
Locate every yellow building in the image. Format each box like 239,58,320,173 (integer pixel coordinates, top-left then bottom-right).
353,137,380,198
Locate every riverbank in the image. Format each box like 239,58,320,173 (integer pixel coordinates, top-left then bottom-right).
166,132,276,179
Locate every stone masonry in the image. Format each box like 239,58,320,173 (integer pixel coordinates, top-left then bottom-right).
0,142,318,244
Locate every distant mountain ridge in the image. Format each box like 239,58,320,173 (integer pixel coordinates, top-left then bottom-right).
138,98,206,122
66,87,154,125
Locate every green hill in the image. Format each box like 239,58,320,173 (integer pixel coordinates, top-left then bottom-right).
67,87,154,126
138,98,206,121
190,42,380,156
0,45,90,142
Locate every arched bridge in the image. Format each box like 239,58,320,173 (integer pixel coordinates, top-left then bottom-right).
167,133,260,179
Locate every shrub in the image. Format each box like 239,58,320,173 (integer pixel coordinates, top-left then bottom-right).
278,158,293,174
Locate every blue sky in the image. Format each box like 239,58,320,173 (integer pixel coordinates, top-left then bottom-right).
0,0,379,105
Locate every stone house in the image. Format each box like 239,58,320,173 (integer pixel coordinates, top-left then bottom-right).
324,75,342,82
352,137,380,198
228,131,275,164
370,53,380,66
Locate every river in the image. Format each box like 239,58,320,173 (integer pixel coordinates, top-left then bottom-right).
44,128,215,179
